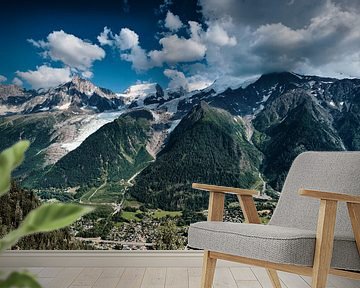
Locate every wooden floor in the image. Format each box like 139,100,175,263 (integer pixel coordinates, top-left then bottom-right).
1,251,359,288
2,266,360,288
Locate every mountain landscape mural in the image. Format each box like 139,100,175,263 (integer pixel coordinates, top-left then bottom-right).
1,71,360,249
1,0,360,250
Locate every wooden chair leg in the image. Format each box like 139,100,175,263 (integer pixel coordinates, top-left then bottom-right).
266,269,282,288
201,251,217,288
312,200,337,288
238,195,282,287
347,202,360,254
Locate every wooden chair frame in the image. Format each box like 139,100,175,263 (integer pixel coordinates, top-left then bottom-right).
192,183,360,288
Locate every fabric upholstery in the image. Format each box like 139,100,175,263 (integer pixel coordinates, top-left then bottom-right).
270,152,360,238
188,152,360,271
188,221,360,271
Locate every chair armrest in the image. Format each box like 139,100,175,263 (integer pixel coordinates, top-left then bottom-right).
301,189,360,261
192,183,259,196
299,189,360,204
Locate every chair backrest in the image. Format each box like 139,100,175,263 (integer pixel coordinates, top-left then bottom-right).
269,151,360,238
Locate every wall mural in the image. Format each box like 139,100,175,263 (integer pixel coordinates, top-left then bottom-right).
1,0,359,250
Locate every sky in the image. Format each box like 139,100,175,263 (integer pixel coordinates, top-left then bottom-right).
1,0,360,92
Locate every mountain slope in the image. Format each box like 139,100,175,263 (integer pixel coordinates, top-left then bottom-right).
331,80,360,150
27,110,155,188
129,102,262,210
253,91,345,190
2,71,360,202
0,113,66,176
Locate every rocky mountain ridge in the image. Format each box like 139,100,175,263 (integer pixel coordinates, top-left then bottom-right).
0,76,124,115
1,71,360,207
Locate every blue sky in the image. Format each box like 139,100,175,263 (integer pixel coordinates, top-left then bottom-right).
1,0,360,92
0,0,202,91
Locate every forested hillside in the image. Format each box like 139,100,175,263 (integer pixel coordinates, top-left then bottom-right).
0,113,63,176
129,102,262,210
253,91,344,190
0,182,84,249
27,111,154,188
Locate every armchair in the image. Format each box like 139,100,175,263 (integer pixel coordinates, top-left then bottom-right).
188,152,360,288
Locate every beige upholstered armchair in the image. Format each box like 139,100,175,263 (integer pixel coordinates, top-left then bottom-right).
188,152,360,288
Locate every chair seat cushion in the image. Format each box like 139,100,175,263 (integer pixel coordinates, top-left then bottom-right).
188,222,360,271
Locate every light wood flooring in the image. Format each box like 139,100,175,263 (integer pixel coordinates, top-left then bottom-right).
2,265,359,288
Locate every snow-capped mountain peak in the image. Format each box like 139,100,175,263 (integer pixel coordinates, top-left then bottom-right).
117,83,164,106
68,75,97,96
0,84,27,100
0,77,123,115
55,76,118,100
206,75,260,94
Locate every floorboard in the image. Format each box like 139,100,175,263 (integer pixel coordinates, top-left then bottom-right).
3,265,360,288
165,267,189,288
116,267,146,288
141,267,167,288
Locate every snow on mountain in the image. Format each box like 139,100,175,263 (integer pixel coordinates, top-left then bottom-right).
44,109,127,164
0,84,35,115
205,75,260,94
4,71,359,167
0,84,27,100
0,76,123,115
117,83,161,106
65,76,117,100
60,110,126,152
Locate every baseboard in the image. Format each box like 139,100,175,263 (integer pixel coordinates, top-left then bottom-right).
0,250,247,268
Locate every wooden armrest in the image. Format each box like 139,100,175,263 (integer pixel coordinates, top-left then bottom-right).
301,188,360,267
192,183,259,196
299,189,360,204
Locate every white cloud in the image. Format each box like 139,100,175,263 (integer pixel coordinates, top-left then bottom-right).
97,27,150,72
101,24,207,71
164,11,183,32
97,26,114,46
27,38,44,48
116,15,237,72
0,75,7,83
247,3,360,74
121,45,151,72
97,12,238,75
187,75,213,91
197,0,360,78
94,14,233,82
12,77,23,86
188,21,203,42
16,65,72,89
149,35,206,66
115,28,139,50
164,69,212,92
204,22,237,46
81,70,93,78
164,69,189,91
28,30,105,72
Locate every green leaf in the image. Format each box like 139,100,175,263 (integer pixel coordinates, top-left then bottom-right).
20,203,94,233
0,203,93,251
9,141,30,170
0,228,24,253
0,140,30,196
0,271,41,288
